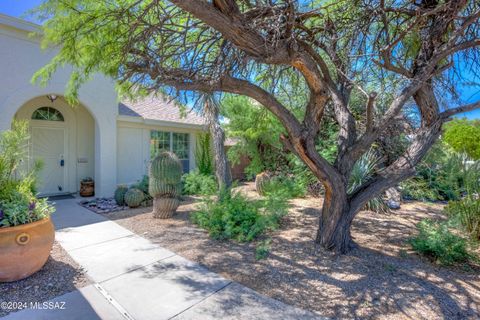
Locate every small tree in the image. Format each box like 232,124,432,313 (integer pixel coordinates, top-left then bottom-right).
33,0,480,253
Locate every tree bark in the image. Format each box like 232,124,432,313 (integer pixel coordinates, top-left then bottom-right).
315,184,355,253
204,98,232,191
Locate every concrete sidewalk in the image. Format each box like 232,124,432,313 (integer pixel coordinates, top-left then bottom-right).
2,199,324,320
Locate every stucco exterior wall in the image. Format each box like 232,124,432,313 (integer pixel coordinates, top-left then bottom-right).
15,96,95,194
0,14,118,197
117,120,202,185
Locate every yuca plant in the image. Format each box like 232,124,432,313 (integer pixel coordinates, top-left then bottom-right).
348,149,390,214
149,151,182,218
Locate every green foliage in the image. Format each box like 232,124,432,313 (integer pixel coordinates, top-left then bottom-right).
401,142,480,201
255,238,272,260
348,149,389,213
445,196,480,241
182,172,217,196
443,119,480,160
222,96,291,178
114,185,128,206
191,190,288,242
149,152,182,198
409,219,473,266
261,175,306,199
0,121,54,227
124,188,145,208
195,133,213,175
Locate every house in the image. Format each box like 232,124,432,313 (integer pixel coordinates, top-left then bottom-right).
0,14,205,197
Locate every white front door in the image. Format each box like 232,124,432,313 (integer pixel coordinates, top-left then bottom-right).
31,126,67,196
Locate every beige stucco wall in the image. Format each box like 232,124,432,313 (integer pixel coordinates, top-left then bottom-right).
117,119,202,185
15,96,95,193
0,14,118,197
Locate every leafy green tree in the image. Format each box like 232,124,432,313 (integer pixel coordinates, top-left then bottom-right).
443,119,480,160
32,0,480,253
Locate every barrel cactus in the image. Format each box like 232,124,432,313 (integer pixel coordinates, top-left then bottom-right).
114,185,129,206
149,151,183,219
124,188,145,208
255,172,271,196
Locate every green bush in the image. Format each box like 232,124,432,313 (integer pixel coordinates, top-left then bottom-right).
445,196,480,240
195,133,214,175
0,121,55,227
182,172,217,196
409,219,473,265
262,175,305,199
191,191,287,242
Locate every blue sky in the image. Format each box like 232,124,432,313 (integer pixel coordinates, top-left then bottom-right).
1,1,479,119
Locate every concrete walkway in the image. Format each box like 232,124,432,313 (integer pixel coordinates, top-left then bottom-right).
3,199,324,320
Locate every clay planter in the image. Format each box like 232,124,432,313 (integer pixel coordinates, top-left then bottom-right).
80,180,94,197
0,217,55,282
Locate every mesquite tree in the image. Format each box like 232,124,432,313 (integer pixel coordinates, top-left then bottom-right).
34,0,480,253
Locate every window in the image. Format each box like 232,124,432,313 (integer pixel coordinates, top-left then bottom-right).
151,131,190,172
32,107,64,121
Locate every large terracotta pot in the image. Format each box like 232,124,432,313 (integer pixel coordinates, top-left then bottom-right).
0,217,54,282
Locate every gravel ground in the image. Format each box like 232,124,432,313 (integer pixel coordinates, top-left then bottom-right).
104,183,480,320
0,242,89,317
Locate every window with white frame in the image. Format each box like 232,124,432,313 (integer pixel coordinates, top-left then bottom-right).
150,131,190,172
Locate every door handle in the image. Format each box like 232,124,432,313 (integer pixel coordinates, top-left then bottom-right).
60,159,65,167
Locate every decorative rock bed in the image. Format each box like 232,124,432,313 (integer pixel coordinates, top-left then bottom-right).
79,198,125,214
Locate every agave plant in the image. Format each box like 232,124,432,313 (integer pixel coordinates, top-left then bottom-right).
348,149,390,214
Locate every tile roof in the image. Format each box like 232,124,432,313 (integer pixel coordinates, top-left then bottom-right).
119,95,206,126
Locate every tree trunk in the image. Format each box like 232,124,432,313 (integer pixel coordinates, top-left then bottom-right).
315,186,355,253
204,98,232,191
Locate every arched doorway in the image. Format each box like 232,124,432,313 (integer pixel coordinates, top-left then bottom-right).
15,95,95,196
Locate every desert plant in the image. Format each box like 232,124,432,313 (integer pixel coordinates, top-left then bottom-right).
409,219,473,266
0,120,54,227
255,172,271,196
191,190,288,242
124,188,145,208
348,149,390,214
261,175,306,199
114,185,128,206
445,196,480,241
195,133,213,175
149,151,182,218
182,171,217,196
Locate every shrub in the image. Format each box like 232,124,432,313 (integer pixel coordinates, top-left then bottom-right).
445,196,480,240
409,219,473,265
191,191,287,242
262,175,306,199
0,121,54,227
182,172,217,196
348,149,389,213
195,133,213,175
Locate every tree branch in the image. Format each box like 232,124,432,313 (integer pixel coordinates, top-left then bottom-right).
440,101,480,119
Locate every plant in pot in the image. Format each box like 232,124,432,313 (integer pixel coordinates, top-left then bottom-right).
80,177,94,197
149,151,182,219
0,121,55,282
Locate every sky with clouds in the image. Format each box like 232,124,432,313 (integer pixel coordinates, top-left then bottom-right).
1,0,478,119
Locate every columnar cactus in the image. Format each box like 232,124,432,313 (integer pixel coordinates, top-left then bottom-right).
114,185,129,206
149,151,183,218
124,188,145,208
255,172,271,196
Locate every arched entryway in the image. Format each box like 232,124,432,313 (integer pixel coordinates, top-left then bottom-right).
15,95,95,196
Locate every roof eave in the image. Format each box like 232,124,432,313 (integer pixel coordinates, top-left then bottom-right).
117,115,207,130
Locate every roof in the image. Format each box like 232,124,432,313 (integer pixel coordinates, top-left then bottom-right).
119,95,206,126
0,13,41,34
